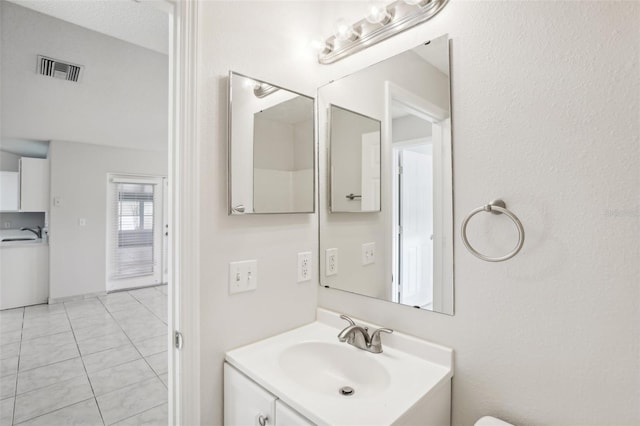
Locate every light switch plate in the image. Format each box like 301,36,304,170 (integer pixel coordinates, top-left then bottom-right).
297,252,312,282
229,259,258,294
325,248,338,276
362,242,375,265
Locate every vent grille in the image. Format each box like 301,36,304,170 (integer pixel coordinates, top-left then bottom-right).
37,55,83,82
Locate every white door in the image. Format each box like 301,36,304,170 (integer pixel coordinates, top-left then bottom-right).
361,131,381,211
107,175,164,291
398,148,433,308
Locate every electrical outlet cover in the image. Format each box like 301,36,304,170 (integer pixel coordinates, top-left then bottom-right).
325,248,338,276
297,251,312,282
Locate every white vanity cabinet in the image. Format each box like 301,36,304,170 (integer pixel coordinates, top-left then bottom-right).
19,157,49,212
275,401,314,426
224,363,314,426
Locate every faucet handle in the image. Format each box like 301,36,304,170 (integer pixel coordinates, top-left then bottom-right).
369,328,393,350
339,314,356,326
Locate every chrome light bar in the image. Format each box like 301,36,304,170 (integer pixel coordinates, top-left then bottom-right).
318,0,449,65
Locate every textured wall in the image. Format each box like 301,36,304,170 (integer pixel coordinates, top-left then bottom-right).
196,2,324,424
319,1,640,425
196,1,639,425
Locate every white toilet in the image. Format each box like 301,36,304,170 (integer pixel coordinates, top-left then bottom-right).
475,416,514,426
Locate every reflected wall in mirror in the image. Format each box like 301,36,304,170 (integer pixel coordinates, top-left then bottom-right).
329,105,381,212
318,35,453,315
228,72,315,214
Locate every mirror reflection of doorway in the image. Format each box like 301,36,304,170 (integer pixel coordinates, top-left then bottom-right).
392,108,434,308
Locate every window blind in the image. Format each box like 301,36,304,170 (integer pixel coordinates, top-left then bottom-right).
110,182,156,279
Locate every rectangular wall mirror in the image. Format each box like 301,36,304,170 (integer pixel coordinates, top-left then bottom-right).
318,34,453,315
329,104,381,213
228,71,315,214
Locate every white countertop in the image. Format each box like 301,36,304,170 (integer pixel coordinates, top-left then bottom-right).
0,229,47,247
226,309,453,426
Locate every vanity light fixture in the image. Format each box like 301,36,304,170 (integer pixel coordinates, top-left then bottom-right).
317,0,449,64
365,1,392,25
334,18,360,42
242,77,280,98
253,82,279,98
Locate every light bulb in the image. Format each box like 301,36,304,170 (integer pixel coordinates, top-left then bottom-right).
366,2,391,24
243,78,257,89
309,36,329,53
334,18,356,41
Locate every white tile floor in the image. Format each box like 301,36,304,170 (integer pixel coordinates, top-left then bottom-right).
0,285,169,425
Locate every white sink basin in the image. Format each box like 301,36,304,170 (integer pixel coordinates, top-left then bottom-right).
226,309,453,425
278,341,391,397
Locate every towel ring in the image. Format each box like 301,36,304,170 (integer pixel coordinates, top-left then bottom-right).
461,199,525,262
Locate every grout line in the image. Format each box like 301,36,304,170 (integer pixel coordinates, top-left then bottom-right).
12,397,96,426
97,292,167,380
10,307,24,425
106,400,167,425
96,290,168,410
3,285,168,425
62,301,106,426
12,357,85,397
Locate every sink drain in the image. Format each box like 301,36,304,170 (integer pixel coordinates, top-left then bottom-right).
339,386,355,396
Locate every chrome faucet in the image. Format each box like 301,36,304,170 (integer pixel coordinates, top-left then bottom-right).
20,226,42,239
337,314,393,354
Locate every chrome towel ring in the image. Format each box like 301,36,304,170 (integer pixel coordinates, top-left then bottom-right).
461,199,525,262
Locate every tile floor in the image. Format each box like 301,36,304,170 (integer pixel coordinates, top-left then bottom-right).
0,285,169,425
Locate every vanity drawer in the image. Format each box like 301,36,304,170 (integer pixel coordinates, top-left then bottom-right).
275,400,314,426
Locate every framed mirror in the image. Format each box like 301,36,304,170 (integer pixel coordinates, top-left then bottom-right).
329,104,381,213
228,71,315,214
318,35,453,315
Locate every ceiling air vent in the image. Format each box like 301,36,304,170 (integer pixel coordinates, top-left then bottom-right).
37,55,83,83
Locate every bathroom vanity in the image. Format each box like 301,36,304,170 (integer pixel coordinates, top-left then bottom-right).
224,309,453,426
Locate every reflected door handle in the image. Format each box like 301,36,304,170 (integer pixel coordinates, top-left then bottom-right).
258,415,269,426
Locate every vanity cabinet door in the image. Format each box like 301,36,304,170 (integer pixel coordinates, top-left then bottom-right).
224,363,276,426
275,400,315,426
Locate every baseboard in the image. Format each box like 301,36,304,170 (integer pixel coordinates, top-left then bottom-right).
48,290,108,305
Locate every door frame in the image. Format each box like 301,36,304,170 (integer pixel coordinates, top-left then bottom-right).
105,174,165,292
168,1,200,425
384,81,453,312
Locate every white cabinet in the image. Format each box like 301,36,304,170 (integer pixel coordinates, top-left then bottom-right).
225,363,276,426
224,363,314,426
275,401,314,426
0,171,19,211
19,157,49,212
0,243,49,309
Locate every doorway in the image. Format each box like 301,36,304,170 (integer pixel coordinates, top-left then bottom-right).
387,81,451,312
107,175,167,292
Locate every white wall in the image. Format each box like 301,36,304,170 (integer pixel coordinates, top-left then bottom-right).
0,1,168,151
0,212,45,230
318,1,640,425
195,1,639,425
196,2,325,424
48,140,167,300
0,151,21,172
